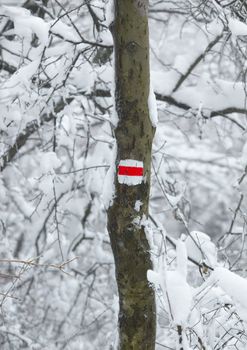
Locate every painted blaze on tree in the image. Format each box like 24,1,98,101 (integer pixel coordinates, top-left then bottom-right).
107,0,156,349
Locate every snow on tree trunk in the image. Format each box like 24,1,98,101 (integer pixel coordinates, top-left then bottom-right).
107,0,156,349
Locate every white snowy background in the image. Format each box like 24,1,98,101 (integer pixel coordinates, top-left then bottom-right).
1,0,247,349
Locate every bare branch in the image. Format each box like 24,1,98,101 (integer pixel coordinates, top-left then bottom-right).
172,34,223,93
1,89,246,173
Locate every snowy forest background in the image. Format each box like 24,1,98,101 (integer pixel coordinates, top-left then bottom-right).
1,0,247,349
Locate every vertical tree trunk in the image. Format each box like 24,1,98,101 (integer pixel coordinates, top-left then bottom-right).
107,1,156,349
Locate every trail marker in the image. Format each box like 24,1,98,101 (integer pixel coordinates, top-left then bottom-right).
118,159,144,186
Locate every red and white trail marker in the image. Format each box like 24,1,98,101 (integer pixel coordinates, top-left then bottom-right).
117,159,144,186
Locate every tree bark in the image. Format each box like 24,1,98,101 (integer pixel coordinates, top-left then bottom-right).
107,1,156,349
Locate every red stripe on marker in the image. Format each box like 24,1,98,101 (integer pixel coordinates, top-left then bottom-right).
118,165,143,176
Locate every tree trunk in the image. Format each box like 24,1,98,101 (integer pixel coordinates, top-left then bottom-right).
107,1,156,349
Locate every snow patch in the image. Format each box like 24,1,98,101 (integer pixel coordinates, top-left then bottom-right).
186,231,217,267
39,152,62,173
166,270,192,324
148,80,158,127
2,5,49,46
134,200,143,212
229,17,247,37
148,239,192,325
102,142,117,209
213,267,247,310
